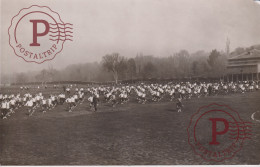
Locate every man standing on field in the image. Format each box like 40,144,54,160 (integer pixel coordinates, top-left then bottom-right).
93,94,99,112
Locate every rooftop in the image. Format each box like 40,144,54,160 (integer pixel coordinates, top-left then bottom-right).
229,49,260,60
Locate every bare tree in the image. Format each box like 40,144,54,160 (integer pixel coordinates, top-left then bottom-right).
102,53,127,84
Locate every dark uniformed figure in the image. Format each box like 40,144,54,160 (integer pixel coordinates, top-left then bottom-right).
93,95,99,112
208,85,213,96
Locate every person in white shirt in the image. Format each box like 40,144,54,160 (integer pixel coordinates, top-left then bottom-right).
16,96,22,108
51,95,55,105
79,92,84,104
47,97,53,109
66,88,70,95
88,95,93,103
25,98,34,116
1,99,9,119
32,97,37,109
66,96,73,112
9,99,16,113
59,93,66,104
71,96,76,108
35,94,41,107
73,94,78,103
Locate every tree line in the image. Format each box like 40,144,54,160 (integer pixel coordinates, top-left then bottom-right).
2,44,260,84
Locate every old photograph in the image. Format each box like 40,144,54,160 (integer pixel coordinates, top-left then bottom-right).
1,0,260,165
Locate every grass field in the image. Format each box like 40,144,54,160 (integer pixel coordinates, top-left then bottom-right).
0,87,260,165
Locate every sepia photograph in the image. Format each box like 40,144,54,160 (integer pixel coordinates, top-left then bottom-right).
1,0,260,165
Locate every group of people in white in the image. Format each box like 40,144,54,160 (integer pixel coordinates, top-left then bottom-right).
1,80,259,119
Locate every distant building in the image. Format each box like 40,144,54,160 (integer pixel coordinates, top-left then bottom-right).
227,49,260,81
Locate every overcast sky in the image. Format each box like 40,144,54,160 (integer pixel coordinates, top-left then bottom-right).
1,0,260,75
